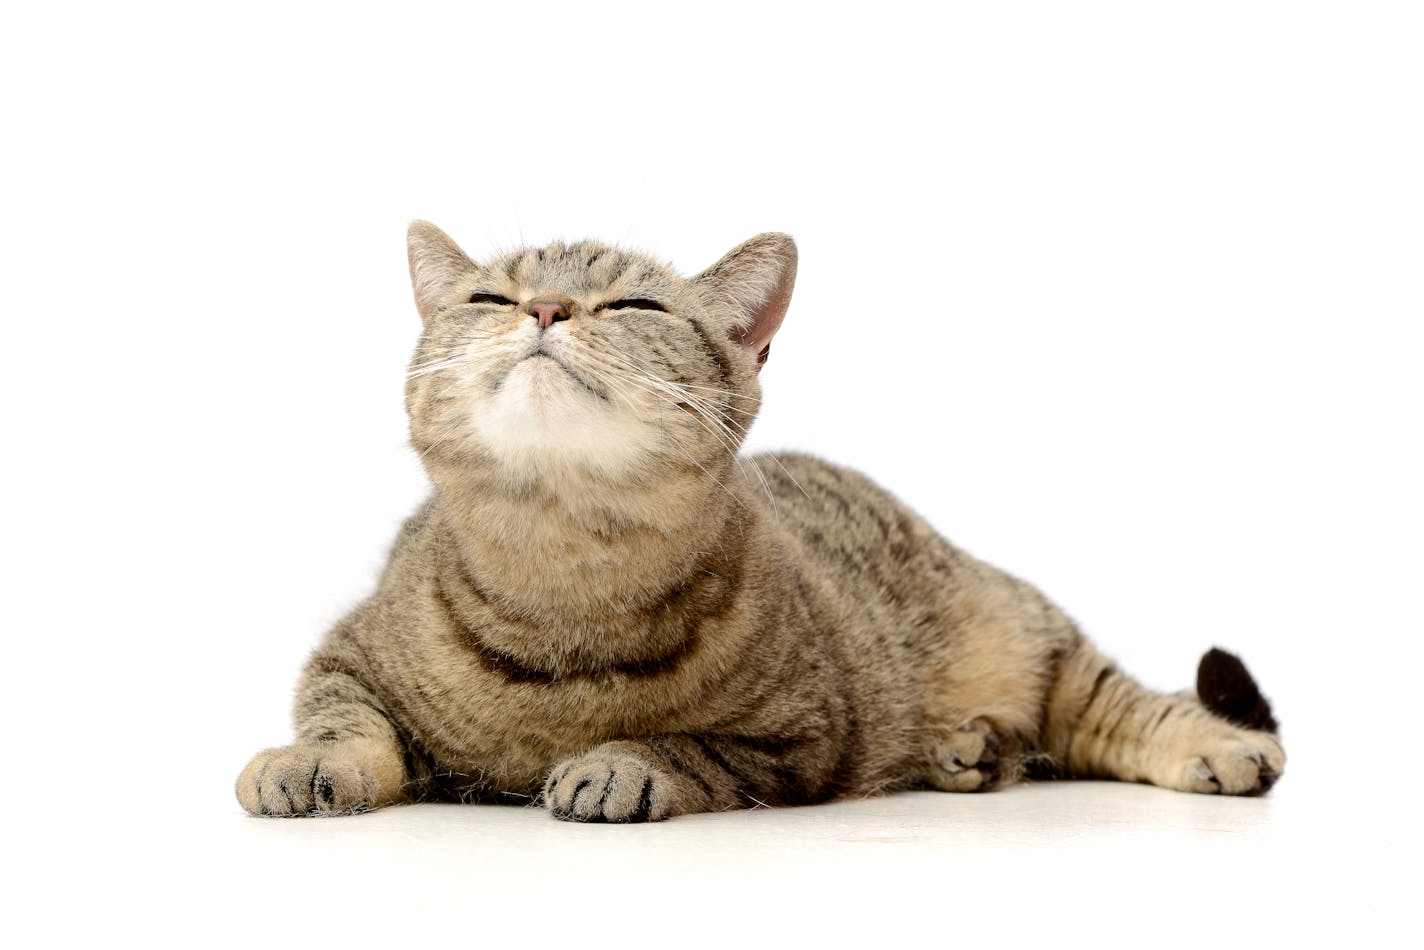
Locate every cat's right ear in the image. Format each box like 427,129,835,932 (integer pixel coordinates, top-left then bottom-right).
407,221,476,323
695,233,798,370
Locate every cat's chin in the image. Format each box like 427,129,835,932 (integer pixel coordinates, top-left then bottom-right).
470,357,656,477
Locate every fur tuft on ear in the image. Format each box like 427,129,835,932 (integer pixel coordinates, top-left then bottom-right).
407,221,476,323
695,233,797,368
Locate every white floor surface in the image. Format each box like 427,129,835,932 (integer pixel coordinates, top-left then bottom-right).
19,754,1408,948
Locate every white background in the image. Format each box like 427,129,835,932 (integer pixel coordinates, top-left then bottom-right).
3,1,1420,946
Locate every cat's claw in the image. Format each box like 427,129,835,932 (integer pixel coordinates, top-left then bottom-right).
543,746,676,822
236,745,381,816
1174,734,1284,796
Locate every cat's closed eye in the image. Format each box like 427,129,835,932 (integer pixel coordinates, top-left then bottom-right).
597,298,667,313
469,292,517,306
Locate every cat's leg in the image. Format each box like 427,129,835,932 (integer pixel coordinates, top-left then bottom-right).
541,732,841,822
235,659,409,816
919,577,1079,792
1039,641,1285,795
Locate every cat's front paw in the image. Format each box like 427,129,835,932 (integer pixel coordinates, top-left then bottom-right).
1173,733,1285,796
235,744,383,816
543,745,678,823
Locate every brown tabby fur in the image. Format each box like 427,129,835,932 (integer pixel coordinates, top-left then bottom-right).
236,223,1285,821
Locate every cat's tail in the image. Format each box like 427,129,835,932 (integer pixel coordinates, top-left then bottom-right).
1195,647,1279,734
1036,638,1284,793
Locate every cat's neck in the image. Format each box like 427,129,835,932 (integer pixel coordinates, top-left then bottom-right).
427,457,752,672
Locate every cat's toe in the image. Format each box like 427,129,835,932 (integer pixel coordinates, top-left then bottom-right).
236,746,379,816
1176,734,1285,796
928,718,1010,792
544,747,675,822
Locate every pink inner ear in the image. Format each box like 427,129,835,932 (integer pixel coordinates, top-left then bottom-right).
701,233,798,372
729,280,792,370
407,222,475,324
729,327,773,371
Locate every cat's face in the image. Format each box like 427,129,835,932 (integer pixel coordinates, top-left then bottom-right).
404,223,796,484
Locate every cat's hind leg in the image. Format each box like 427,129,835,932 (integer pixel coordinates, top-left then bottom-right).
1040,643,1285,795
918,572,1079,793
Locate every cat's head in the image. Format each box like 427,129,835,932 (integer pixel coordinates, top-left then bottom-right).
404,222,796,484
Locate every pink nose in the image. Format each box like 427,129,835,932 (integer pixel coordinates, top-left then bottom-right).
526,296,573,329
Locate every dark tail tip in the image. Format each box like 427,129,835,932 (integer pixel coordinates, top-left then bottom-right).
1196,647,1279,734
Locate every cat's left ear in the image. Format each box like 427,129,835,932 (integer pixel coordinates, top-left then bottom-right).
695,233,797,369
407,220,476,323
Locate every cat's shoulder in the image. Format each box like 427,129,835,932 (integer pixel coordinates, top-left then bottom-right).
745,451,893,501
742,452,924,538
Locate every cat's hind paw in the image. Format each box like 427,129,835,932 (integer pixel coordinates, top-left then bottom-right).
927,718,1013,792
543,745,678,823
236,744,384,816
1173,733,1284,796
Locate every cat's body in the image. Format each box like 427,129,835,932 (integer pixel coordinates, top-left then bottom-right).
237,225,1284,820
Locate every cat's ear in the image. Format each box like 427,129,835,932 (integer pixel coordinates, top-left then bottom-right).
407,220,476,323
695,233,797,369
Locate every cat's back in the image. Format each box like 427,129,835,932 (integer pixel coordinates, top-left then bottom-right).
745,452,966,614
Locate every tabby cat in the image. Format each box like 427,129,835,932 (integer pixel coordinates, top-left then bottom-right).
235,223,1285,821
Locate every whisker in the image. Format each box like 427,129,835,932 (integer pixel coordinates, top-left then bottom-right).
583,351,783,511
759,450,812,499
610,353,796,505
607,369,741,451
660,430,745,509
407,356,478,379
604,351,755,421
570,349,757,507
594,351,755,456
417,421,462,460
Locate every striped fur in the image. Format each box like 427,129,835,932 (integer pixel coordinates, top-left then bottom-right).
235,223,1285,820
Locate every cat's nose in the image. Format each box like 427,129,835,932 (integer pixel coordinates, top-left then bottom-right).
526,295,574,329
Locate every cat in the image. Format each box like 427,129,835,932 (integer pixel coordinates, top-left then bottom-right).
235,222,1285,821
